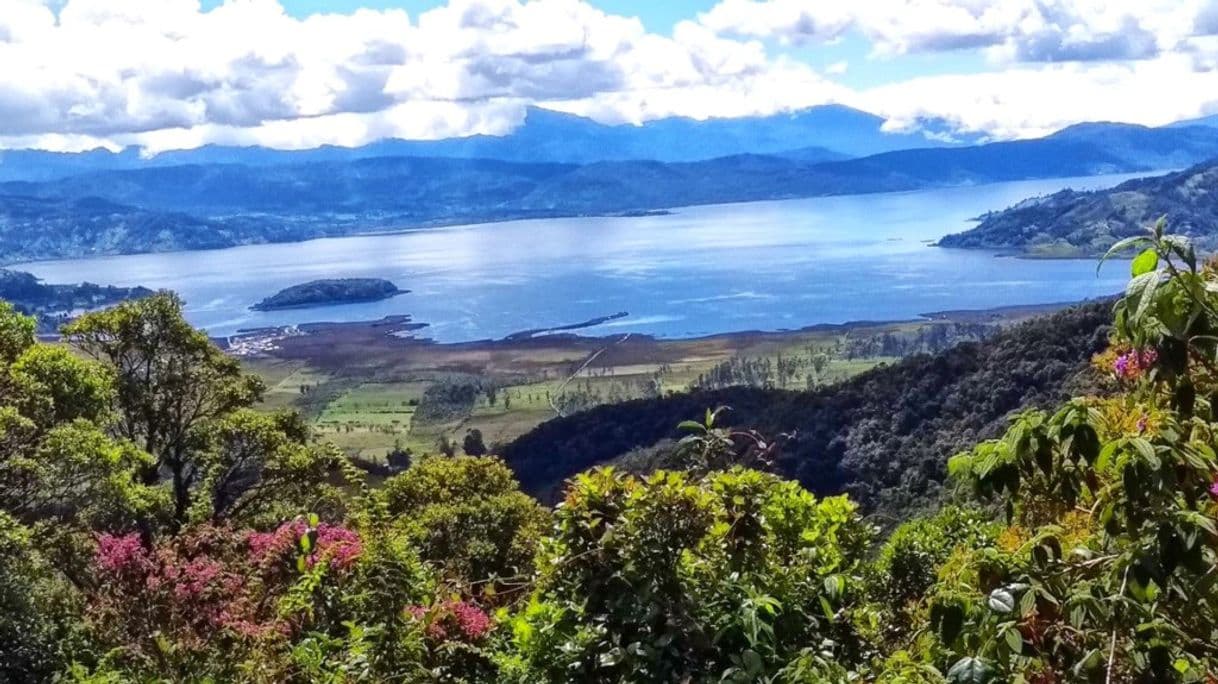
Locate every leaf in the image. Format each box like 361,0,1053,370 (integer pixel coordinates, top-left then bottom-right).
598,647,624,668
1163,234,1196,271
947,657,995,684
819,596,835,621
988,587,1016,614
823,575,844,599
1019,588,1037,617
1099,236,1152,274
1131,248,1159,277
742,649,763,674
1003,627,1023,655
676,420,703,433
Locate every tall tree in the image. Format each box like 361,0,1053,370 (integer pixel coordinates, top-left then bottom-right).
62,293,328,527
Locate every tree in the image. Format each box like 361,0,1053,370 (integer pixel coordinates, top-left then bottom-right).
193,409,336,525
379,456,548,584
0,301,34,364
463,428,487,456
8,344,114,429
0,512,72,681
62,293,326,528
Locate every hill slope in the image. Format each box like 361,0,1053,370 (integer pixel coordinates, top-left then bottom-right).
938,159,1218,255
500,301,1113,514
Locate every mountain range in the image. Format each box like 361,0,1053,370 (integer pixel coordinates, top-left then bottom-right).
939,158,1218,255
0,105,955,183
3,106,1218,263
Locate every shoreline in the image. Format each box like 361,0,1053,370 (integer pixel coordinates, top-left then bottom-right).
3,170,1148,269
219,298,1101,357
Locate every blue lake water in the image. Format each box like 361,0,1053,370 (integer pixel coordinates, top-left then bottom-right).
17,173,1147,343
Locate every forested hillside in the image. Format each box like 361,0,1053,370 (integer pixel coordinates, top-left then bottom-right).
939,158,1218,255
502,300,1113,513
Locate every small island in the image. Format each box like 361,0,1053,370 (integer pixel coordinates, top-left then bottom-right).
251,278,405,311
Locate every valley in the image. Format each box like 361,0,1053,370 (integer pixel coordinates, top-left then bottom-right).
238,301,1071,467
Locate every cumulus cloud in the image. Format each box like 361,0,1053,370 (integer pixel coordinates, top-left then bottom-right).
699,0,1192,62
4,0,1218,152
857,54,1218,139
0,0,851,152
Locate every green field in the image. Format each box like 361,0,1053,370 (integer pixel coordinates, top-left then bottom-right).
239,310,1044,462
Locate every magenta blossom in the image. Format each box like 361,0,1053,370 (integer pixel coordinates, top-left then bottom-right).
95,533,153,576
406,600,493,642
1114,348,1158,380
248,519,362,571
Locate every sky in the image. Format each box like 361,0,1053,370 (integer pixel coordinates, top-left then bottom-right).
6,0,1218,153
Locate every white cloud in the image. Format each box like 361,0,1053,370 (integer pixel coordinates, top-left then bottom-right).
4,0,1218,152
858,54,1218,139
0,0,850,152
699,0,1195,62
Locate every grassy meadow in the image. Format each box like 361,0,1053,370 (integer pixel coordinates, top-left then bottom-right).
238,308,1043,462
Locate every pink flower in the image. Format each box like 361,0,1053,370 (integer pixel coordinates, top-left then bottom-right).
95,533,153,576
1209,480,1218,499
172,556,224,601
1114,348,1158,380
247,520,362,571
450,600,492,640
406,600,493,642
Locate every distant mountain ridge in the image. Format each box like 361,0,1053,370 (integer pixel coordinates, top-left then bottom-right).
938,159,1218,255
3,122,1218,263
0,105,955,182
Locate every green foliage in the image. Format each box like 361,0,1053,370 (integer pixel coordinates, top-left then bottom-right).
62,292,333,528
9,344,114,428
0,511,81,682
192,409,340,526
379,456,549,587
0,300,36,363
12,220,1218,682
927,222,1218,681
63,292,267,524
508,467,874,682
872,507,1002,616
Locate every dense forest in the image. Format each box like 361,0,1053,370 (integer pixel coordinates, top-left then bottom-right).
502,300,1113,514
939,158,1218,255
5,225,1218,682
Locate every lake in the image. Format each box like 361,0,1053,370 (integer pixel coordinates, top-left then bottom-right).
17,173,1145,343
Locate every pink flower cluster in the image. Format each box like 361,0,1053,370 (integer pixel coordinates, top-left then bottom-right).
92,528,281,645
95,532,153,576
247,519,362,571
406,600,493,642
1114,348,1158,380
